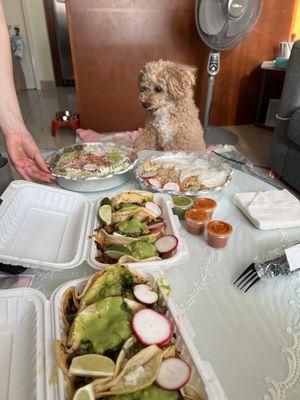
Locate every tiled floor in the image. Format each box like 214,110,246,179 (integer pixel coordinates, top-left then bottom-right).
0,87,77,151
0,87,273,168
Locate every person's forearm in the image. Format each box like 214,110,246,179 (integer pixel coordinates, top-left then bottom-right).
0,3,28,138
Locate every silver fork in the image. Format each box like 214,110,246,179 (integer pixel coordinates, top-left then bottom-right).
234,255,292,292
234,263,260,292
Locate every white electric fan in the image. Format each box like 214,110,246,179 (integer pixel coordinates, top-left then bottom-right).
195,0,263,144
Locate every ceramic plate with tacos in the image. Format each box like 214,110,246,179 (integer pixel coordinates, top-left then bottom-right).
93,191,179,266
55,264,205,400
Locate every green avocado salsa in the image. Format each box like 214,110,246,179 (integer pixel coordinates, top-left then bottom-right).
105,385,180,399
79,266,134,309
118,218,149,237
76,296,132,354
128,240,158,260
172,195,193,220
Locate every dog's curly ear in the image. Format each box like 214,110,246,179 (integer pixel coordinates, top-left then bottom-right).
138,68,145,84
167,64,196,99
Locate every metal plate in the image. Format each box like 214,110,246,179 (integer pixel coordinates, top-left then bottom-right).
46,142,138,192
135,151,233,197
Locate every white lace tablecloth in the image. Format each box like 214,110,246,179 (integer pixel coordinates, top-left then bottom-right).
163,169,300,400
2,168,300,400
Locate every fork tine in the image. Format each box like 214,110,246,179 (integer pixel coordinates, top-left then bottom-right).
244,276,260,292
233,263,255,285
239,270,259,290
236,269,256,288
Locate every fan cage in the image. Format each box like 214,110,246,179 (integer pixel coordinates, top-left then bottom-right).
195,0,264,51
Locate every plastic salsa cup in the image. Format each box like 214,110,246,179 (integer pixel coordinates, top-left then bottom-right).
206,220,233,248
194,197,217,218
184,208,210,234
172,195,193,220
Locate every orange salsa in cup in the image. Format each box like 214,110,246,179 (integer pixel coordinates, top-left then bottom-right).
206,220,233,248
184,209,210,234
194,198,217,218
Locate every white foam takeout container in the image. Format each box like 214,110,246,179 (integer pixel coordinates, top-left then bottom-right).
0,181,189,272
0,272,227,400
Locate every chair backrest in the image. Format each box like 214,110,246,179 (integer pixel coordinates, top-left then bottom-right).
269,40,300,176
278,40,300,118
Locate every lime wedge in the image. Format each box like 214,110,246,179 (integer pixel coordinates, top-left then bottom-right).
105,245,132,260
100,197,111,207
98,205,112,225
69,354,115,378
73,384,94,400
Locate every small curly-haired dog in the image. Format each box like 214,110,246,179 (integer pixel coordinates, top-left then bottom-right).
133,60,205,153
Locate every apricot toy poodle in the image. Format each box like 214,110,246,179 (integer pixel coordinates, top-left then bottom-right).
133,60,206,153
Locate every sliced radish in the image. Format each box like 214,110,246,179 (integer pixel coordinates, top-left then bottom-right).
148,178,162,189
141,171,159,179
154,235,178,254
163,182,180,192
156,358,191,391
159,324,175,347
131,309,174,347
148,221,165,231
145,201,162,217
133,284,158,305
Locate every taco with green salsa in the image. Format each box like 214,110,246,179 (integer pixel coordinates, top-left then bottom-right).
56,265,203,400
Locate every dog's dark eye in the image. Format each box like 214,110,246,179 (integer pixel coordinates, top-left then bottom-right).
154,86,163,93
140,86,147,92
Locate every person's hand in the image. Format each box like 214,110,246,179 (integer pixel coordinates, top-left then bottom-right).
4,130,54,182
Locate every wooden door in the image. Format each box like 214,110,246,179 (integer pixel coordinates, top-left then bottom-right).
66,0,295,131
66,0,208,132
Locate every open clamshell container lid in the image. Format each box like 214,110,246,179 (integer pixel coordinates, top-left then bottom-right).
0,181,189,272
0,288,55,400
0,274,227,399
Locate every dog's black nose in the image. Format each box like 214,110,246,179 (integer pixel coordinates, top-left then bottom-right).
142,101,150,109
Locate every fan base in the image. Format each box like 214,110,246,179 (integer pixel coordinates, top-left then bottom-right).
204,126,238,145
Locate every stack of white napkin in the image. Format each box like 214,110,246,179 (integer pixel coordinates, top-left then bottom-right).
233,189,300,230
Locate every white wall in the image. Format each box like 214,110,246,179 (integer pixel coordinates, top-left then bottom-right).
22,0,55,86
3,0,55,89
2,0,36,89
